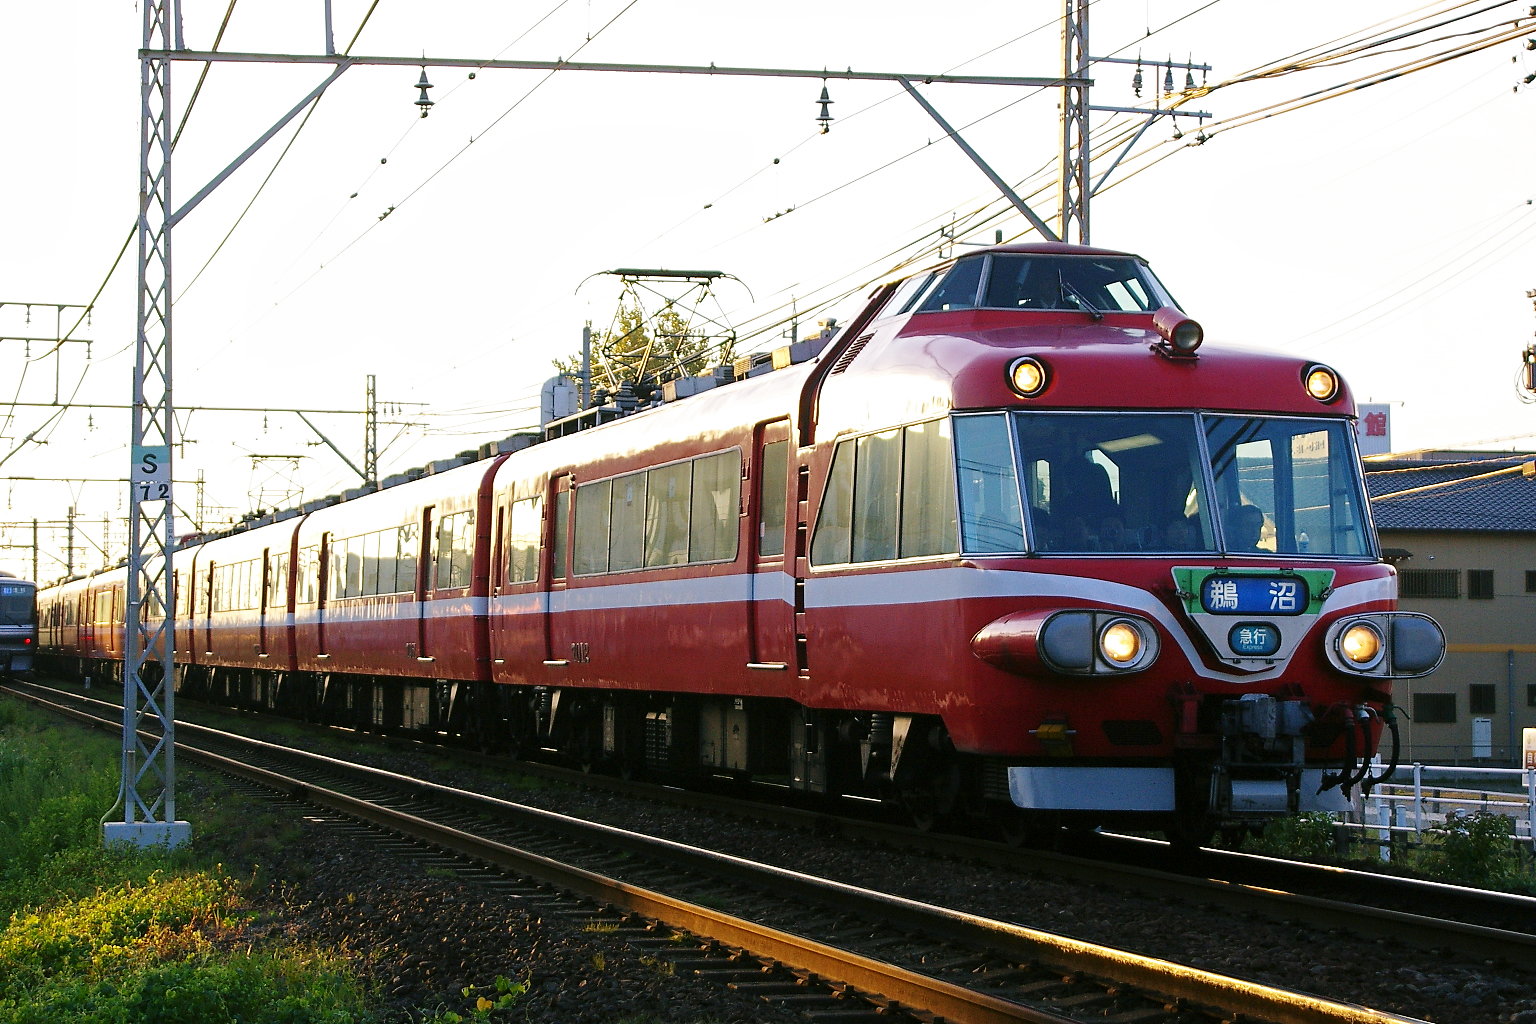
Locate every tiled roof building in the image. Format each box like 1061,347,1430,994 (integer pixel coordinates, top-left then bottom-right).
1363,451,1536,765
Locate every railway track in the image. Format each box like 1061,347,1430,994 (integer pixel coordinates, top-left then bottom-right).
3,679,1454,1024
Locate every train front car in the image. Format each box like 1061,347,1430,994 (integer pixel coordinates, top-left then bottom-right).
0,572,39,680
805,242,1444,842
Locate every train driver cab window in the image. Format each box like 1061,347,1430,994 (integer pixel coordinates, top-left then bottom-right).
1016,413,1213,554
879,272,937,319
915,257,984,312
1204,416,1368,556
953,414,1025,553
978,254,1175,313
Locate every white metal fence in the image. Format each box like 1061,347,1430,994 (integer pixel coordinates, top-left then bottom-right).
1340,763,1536,860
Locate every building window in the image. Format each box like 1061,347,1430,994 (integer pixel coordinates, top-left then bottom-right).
1399,568,1460,599
1467,569,1494,600
1413,693,1456,724
1526,570,1536,593
1527,683,1536,708
1469,684,1496,715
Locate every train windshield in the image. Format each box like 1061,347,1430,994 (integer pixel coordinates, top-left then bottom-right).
0,582,36,625
893,253,1178,315
954,412,1372,557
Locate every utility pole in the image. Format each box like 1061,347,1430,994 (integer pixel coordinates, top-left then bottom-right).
364,375,378,487
112,0,188,850
1060,0,1091,245
1059,0,1210,244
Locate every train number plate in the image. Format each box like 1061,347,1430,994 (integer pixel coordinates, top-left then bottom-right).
1199,575,1307,615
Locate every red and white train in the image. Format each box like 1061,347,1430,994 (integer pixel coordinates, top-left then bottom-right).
35,242,1445,841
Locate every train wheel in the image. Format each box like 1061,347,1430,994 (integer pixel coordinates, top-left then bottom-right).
995,807,1051,848
1164,813,1216,851
898,763,960,832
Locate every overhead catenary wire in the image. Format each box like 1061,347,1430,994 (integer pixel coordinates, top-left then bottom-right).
9,0,1536,557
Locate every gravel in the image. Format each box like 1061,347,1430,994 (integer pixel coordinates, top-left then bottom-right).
203,775,809,1023
185,724,1536,1024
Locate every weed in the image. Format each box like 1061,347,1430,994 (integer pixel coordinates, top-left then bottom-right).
420,974,528,1023
1248,812,1339,860
1419,810,1530,889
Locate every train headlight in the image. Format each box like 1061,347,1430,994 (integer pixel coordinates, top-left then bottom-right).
972,609,1161,677
1036,611,1159,675
1304,364,1340,403
1339,622,1384,669
1007,356,1048,398
1152,306,1203,357
1100,620,1143,665
1324,613,1445,678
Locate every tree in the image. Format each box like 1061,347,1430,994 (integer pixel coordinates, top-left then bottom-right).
552,303,736,401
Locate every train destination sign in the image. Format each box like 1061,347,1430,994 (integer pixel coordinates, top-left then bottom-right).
1200,575,1308,616
1171,567,1335,622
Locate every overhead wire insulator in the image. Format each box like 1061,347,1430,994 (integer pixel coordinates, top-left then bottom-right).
414,67,434,118
816,82,834,134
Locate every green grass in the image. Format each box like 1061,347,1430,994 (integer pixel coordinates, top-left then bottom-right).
1248,808,1535,894
0,696,377,1023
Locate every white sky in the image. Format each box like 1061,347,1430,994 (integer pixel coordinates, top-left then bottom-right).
4,0,1536,580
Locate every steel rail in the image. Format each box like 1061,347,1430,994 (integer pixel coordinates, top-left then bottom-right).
4,682,1432,1024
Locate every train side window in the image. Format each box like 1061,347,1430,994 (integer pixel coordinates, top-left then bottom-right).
645,463,691,567
952,415,1025,553
397,523,419,594
361,530,382,595
690,451,741,563
433,511,473,589
454,512,475,587
610,472,647,572
268,553,288,608
900,419,958,557
433,518,451,589
298,546,319,605
574,480,613,575
758,440,789,558
508,496,543,583
811,442,855,565
551,485,570,580
852,430,901,562
345,540,363,597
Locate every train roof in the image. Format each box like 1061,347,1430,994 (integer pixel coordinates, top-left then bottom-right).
39,243,1358,584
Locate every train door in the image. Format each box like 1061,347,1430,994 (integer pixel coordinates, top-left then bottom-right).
543,475,572,665
257,549,272,658
749,420,794,671
316,535,331,657
416,507,435,662
199,563,215,657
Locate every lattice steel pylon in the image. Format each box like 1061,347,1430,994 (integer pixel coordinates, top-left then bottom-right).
109,0,189,849
1059,0,1091,245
